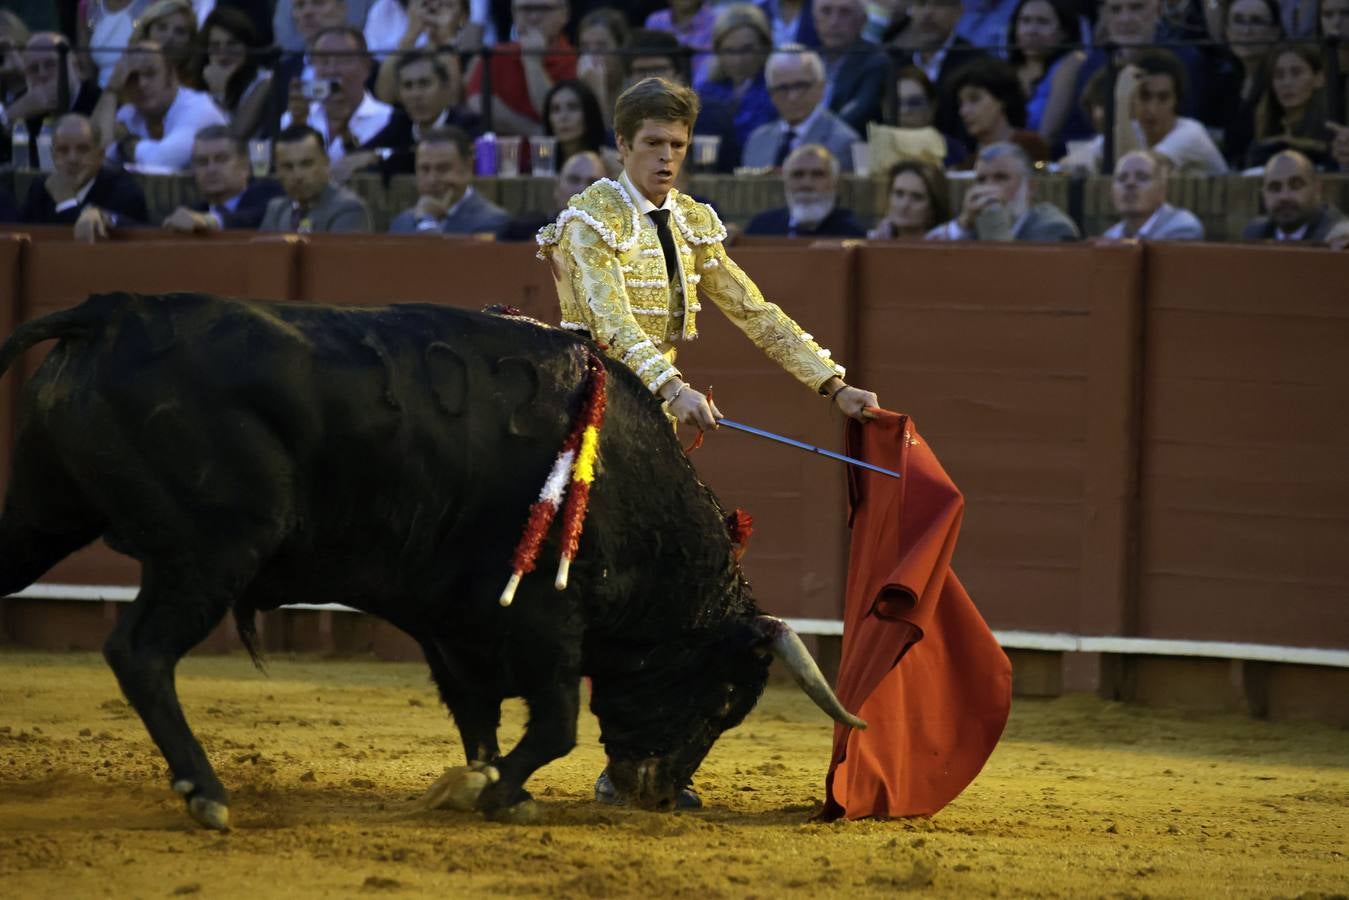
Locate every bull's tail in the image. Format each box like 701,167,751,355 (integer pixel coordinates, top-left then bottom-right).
0,306,96,381
232,606,267,674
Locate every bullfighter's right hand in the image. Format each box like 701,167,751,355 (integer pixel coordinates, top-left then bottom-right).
662,380,721,432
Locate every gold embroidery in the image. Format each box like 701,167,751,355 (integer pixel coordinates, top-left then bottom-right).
543,180,844,394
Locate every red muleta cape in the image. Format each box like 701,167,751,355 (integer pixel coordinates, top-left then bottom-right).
821,411,1012,820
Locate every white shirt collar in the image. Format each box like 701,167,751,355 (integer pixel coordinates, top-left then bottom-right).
619,170,675,216
1275,222,1309,241
1135,204,1166,237
914,31,957,83
307,91,392,157
782,101,827,139
411,108,450,142
444,184,476,218
53,173,98,213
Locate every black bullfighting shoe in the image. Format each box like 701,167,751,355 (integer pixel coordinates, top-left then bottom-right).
593,769,703,809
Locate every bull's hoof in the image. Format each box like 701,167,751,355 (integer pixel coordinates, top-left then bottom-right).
188,796,232,831
486,798,539,825
422,764,500,812
173,779,231,831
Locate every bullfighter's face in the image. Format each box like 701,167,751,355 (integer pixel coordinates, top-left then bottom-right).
617,118,689,208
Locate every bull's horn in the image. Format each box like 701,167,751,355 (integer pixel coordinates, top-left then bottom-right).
756,616,867,730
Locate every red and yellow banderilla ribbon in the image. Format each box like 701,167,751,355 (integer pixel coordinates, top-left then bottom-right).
499,351,607,607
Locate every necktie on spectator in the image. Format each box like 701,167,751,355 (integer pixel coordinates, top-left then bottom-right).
774,128,796,167
648,209,679,284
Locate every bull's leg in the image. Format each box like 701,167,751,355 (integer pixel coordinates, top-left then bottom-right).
420,638,503,765
474,676,581,821
102,559,248,831
418,639,508,812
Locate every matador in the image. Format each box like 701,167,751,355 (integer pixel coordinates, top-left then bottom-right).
537,76,879,431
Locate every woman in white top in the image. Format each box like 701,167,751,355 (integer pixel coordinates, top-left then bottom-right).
131,0,203,87
81,0,152,88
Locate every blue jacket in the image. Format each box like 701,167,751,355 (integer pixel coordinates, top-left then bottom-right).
699,74,776,147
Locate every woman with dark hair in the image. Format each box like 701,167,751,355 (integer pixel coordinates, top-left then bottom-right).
1206,0,1282,165
577,8,630,131
1245,43,1333,167
889,65,967,166
867,158,951,239
1008,0,1086,148
200,6,274,139
951,58,1050,164
543,79,618,170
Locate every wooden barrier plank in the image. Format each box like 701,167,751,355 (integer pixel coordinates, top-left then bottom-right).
851,243,1119,635
14,238,299,590
295,237,559,321
1079,243,1144,636
1137,243,1349,648
674,243,853,621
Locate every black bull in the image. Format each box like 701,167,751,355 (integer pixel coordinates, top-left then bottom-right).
0,292,863,829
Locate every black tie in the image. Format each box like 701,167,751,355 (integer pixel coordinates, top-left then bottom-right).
648,209,679,284
774,128,796,167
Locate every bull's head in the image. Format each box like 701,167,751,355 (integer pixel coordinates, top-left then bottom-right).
588,616,865,809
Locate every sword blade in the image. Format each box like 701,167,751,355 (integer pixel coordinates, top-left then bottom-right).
717,419,901,479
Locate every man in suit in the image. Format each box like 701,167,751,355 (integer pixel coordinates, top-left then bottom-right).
18,113,148,242
928,142,1079,241
742,46,861,171
1241,150,1347,242
1103,150,1203,240
745,143,867,236
260,123,372,232
388,125,511,235
888,0,986,138
6,32,102,169
364,50,479,177
814,0,889,134
162,125,285,232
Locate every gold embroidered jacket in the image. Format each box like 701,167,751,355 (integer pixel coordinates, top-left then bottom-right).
536,177,846,395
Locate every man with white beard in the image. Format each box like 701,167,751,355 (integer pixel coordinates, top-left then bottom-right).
744,143,866,237
927,142,1079,241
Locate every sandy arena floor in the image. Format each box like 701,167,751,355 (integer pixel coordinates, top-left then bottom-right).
0,651,1345,898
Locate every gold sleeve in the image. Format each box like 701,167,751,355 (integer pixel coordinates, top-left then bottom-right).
564,220,681,393
695,241,846,392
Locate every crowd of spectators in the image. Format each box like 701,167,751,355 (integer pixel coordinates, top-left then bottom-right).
0,0,1344,247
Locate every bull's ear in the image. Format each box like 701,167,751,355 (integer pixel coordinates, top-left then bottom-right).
425,342,468,416
495,356,550,438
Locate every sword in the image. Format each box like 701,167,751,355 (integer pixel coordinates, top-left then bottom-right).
716,419,901,479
